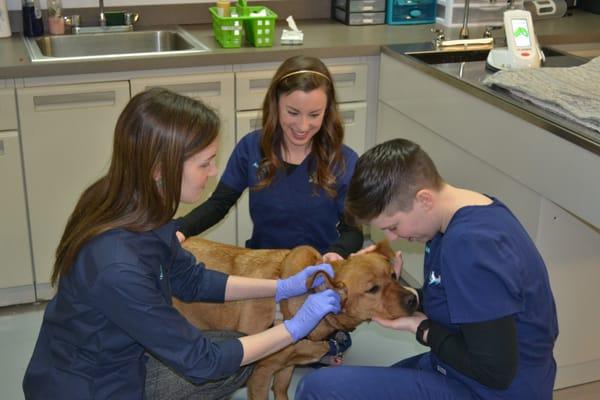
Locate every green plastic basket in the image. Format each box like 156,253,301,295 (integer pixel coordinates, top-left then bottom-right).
240,6,278,48
209,4,277,48
209,6,244,48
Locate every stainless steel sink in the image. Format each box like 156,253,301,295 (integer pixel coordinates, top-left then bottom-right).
404,46,567,65
24,28,210,62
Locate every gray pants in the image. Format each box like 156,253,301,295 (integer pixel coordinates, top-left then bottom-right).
145,331,253,400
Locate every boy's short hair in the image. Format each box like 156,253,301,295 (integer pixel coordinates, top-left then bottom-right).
345,138,443,225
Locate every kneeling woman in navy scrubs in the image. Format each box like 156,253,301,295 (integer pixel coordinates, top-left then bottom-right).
22,88,341,400
296,139,558,400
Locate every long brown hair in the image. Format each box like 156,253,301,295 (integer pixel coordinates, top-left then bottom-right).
51,88,220,286
257,56,345,198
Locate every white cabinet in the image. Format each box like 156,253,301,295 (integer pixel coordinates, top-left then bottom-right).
130,72,236,245
0,88,35,306
376,52,600,389
234,63,369,245
17,82,130,297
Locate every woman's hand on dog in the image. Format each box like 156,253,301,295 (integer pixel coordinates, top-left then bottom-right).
322,252,343,263
283,289,342,341
275,264,335,303
372,311,428,334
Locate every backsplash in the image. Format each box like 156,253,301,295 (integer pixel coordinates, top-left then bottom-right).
7,0,331,32
7,1,220,10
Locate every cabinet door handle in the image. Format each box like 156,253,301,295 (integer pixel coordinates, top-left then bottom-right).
248,78,271,90
148,82,222,99
0,132,17,156
341,110,356,125
333,72,357,88
33,91,116,111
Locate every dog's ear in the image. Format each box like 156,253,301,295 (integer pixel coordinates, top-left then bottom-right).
306,270,348,306
373,240,396,262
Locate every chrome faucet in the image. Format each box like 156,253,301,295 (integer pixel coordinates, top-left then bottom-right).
459,0,471,39
98,0,106,27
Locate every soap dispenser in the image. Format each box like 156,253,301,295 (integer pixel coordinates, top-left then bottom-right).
48,0,65,35
22,0,44,37
0,0,11,38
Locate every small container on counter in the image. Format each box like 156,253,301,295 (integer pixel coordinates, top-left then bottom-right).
216,0,231,17
22,0,44,37
0,0,12,38
48,0,65,35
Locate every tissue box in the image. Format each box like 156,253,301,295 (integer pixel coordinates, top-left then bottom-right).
333,0,386,25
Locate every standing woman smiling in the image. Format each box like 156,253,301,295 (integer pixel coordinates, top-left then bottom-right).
22,88,341,400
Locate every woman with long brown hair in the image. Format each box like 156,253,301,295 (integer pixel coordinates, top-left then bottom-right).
22,88,340,400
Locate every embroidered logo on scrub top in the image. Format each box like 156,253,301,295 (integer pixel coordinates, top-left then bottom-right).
428,270,441,286
159,265,164,280
425,245,430,254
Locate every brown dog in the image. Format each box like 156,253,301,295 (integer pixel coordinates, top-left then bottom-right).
174,237,417,400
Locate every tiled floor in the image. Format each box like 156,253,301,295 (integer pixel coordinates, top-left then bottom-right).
2,302,599,400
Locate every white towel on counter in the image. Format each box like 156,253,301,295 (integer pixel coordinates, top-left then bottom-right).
483,56,600,132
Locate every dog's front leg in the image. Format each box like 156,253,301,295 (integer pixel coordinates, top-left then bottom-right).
247,357,281,400
272,366,294,400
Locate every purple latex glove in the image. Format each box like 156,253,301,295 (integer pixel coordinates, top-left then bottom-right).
283,289,341,341
275,263,334,303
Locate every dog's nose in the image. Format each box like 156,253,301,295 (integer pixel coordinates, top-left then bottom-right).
404,293,418,312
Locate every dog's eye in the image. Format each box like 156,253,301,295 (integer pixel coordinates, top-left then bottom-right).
366,285,380,294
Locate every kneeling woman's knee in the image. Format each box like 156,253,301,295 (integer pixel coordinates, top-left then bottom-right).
295,369,341,400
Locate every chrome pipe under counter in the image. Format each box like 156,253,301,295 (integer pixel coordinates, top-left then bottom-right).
382,43,599,156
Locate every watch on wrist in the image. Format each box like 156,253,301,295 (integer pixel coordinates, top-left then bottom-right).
416,319,432,346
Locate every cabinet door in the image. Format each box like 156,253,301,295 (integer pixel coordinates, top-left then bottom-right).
339,102,367,154
18,82,130,293
0,132,35,304
131,73,236,245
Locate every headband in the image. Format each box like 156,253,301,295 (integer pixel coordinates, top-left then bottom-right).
278,69,331,83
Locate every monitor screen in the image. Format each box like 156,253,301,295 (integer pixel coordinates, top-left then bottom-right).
511,19,532,48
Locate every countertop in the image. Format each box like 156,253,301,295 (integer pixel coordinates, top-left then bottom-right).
381,43,600,155
1,10,600,79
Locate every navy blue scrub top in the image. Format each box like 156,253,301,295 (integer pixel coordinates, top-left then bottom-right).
422,198,558,400
23,221,244,400
221,130,358,253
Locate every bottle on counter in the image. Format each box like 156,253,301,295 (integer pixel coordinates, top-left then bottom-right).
0,0,12,38
22,0,44,37
47,0,65,35
216,0,230,17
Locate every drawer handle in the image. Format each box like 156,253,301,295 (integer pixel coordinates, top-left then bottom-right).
341,110,356,124
0,139,4,156
33,91,116,111
149,82,222,98
249,78,272,90
333,72,357,88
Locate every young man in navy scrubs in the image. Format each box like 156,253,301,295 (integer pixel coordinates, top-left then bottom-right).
296,138,559,400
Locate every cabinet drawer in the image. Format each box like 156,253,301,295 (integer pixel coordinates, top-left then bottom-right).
0,132,34,290
236,64,368,111
0,88,18,131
